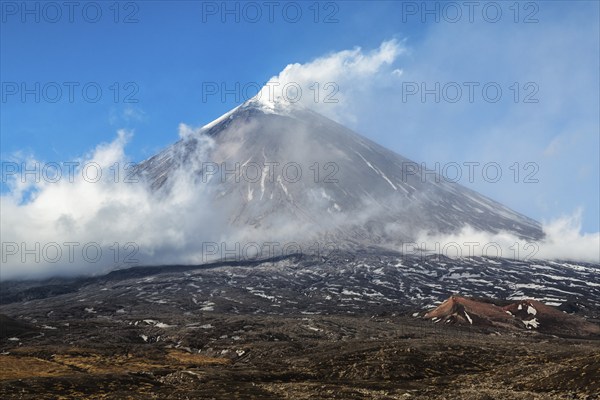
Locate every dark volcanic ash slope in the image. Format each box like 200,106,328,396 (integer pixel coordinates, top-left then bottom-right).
3,252,599,324
135,98,542,246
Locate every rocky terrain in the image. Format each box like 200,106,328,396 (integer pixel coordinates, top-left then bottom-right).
1,252,599,399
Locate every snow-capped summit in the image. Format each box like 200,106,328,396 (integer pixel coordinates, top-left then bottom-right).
240,83,313,119
200,87,300,131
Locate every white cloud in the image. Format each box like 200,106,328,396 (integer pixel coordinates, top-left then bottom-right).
109,106,147,126
413,209,600,263
178,122,197,139
254,39,405,123
537,209,600,262
1,131,224,279
414,215,600,263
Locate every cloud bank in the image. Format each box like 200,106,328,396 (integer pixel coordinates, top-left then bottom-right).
413,212,600,264
254,38,405,123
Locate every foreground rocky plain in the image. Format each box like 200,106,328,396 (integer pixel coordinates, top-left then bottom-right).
1,252,599,399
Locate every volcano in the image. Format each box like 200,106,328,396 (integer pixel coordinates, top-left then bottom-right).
423,295,600,337
135,97,543,248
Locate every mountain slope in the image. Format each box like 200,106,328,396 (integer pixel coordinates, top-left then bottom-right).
135,99,543,247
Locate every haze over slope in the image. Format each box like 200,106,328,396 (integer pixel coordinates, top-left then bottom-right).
137,97,543,247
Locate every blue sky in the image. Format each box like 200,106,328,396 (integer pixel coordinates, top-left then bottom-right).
1,1,599,233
